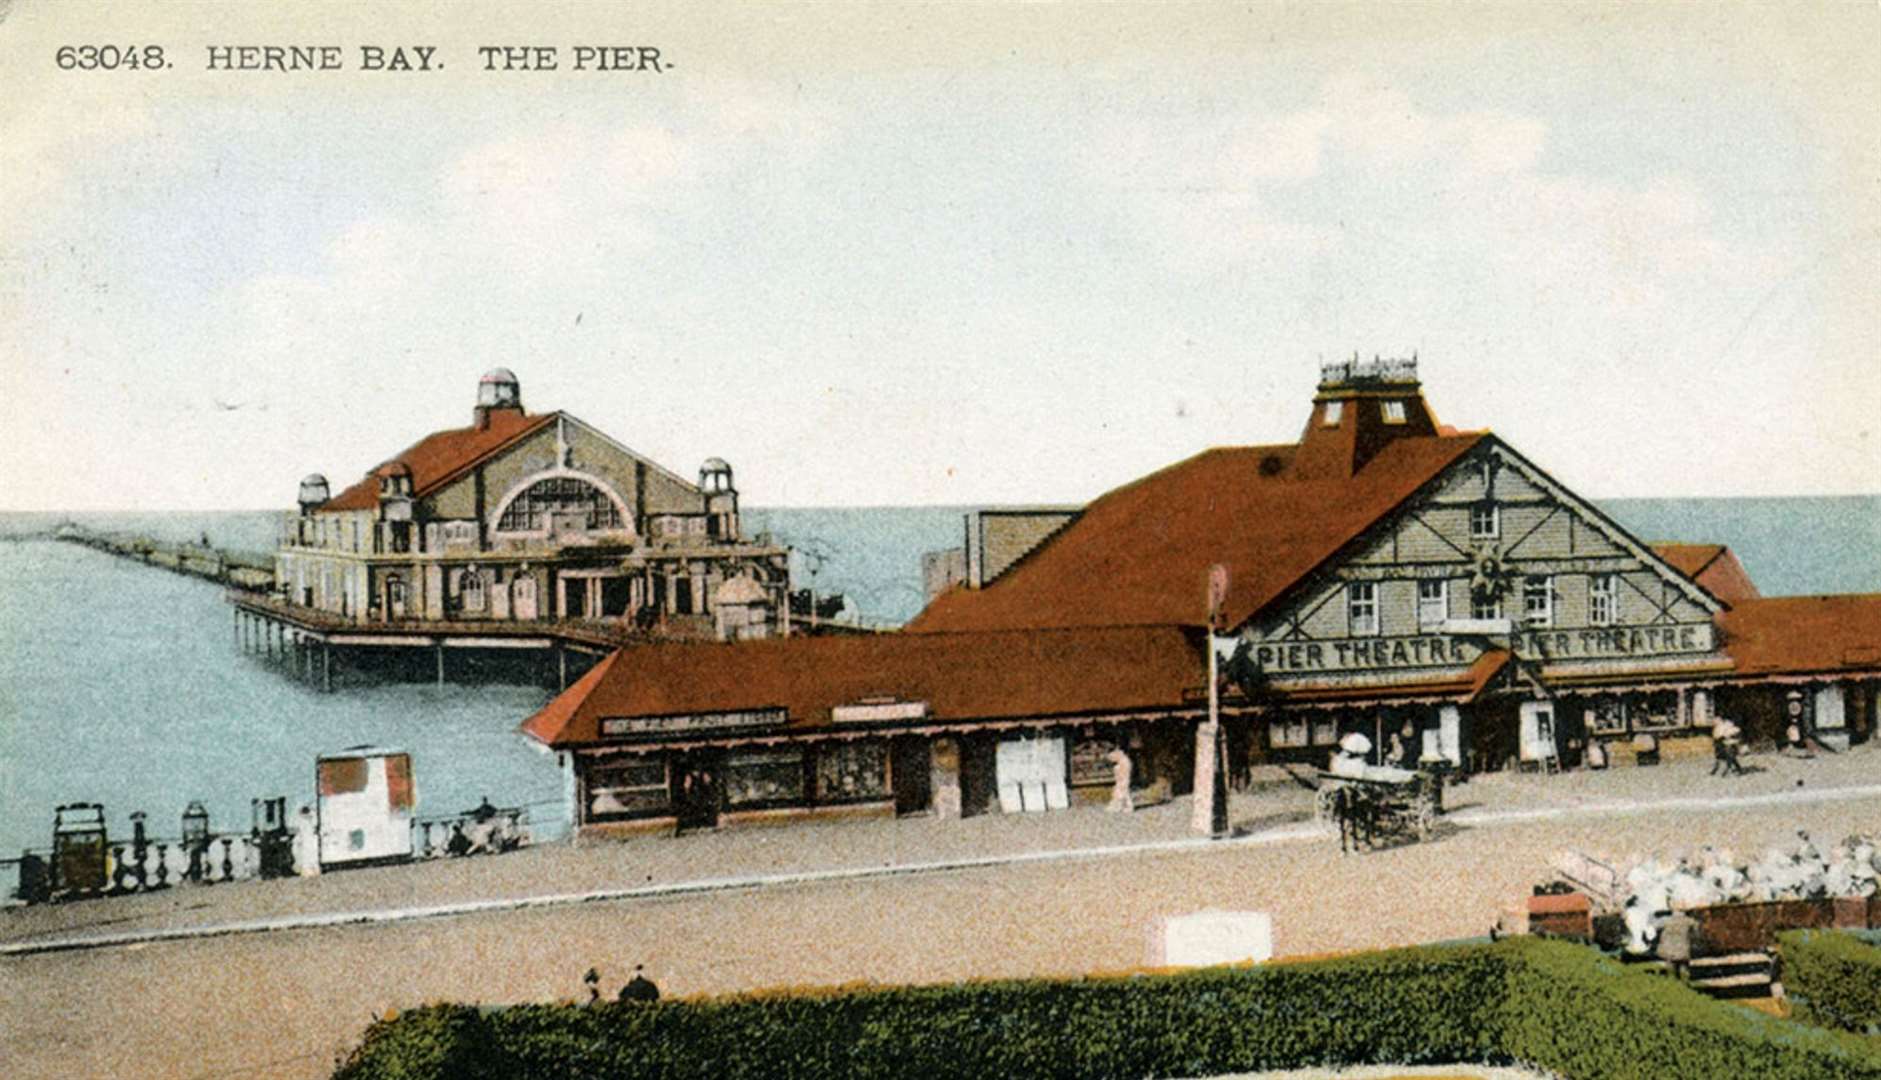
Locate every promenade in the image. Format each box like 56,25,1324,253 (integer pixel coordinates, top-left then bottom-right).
4,746,1877,1080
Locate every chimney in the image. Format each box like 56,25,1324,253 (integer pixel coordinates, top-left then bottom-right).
1289,354,1439,479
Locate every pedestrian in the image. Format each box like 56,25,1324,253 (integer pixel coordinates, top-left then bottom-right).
619,964,660,1003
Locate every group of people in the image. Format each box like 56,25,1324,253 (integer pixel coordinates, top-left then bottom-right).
583,964,661,1004
1607,830,1880,954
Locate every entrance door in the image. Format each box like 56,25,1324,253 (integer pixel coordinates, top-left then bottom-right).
890,736,932,816
511,577,538,621
1519,702,1558,766
673,754,722,832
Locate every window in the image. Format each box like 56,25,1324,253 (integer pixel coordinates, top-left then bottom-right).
1381,400,1407,424
442,521,477,547
458,570,486,612
1523,575,1554,628
1347,581,1379,636
1321,400,1343,427
496,477,623,533
1471,593,1502,621
722,748,806,807
1589,574,1618,626
1417,579,1447,628
587,758,669,818
816,741,889,801
1470,502,1499,539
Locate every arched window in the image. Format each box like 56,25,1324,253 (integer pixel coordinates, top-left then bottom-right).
496,476,623,532
459,571,486,613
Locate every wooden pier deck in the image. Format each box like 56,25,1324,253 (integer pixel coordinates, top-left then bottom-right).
227,592,669,691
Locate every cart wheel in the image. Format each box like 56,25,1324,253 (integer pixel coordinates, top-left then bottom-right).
1415,807,1435,841
1316,787,1337,823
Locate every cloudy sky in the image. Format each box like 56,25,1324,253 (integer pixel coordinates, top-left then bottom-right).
1,2,1875,511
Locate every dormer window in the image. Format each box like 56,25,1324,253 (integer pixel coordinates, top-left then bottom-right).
1381,400,1407,424
1321,400,1343,427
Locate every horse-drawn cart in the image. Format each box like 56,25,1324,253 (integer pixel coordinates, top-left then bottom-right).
1316,767,1444,851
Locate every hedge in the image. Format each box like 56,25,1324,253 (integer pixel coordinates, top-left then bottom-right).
1780,929,1881,1036
334,937,1881,1080
1501,938,1881,1080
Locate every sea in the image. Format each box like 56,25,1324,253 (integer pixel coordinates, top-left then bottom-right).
1,498,1876,858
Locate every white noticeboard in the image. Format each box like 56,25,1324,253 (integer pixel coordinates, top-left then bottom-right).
1155,910,1274,968
996,735,1067,814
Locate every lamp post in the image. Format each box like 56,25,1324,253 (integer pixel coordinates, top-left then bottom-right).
1192,564,1231,838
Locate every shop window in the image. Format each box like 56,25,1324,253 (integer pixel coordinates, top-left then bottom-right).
722,748,806,807
1311,716,1338,745
1523,575,1554,628
1381,400,1407,424
1631,692,1680,732
1587,698,1627,736
1589,574,1618,626
1321,400,1343,427
815,741,889,801
1068,737,1120,787
1347,581,1379,636
1271,717,1310,748
587,758,669,819
1471,593,1502,621
1470,502,1499,539
1417,579,1447,629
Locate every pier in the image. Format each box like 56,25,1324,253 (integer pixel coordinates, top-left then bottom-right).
10,521,277,591
229,592,630,691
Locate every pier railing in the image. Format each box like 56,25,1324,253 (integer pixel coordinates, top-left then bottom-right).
7,804,535,906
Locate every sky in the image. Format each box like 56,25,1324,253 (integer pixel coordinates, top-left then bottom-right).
1,2,1876,512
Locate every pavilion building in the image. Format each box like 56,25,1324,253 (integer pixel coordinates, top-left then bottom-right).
523,359,1880,837
269,370,788,641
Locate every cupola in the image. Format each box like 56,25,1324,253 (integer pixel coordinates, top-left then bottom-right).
474,368,523,428
297,474,330,515
1290,354,1440,479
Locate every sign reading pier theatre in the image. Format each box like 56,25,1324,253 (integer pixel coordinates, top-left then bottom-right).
1254,623,1718,674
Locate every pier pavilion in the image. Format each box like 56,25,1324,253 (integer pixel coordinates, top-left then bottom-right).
523,359,1881,837
233,370,791,689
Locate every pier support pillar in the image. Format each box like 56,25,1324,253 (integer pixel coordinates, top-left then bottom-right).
435,642,445,687
323,644,332,693
558,644,568,691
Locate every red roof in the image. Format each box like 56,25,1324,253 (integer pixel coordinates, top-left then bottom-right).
1718,594,1881,677
907,433,1486,634
1651,543,1761,604
521,625,1206,748
321,409,556,512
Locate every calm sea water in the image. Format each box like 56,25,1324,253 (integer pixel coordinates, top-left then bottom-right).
0,499,1874,856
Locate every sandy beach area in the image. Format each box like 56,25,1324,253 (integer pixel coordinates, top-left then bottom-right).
4,747,1877,1080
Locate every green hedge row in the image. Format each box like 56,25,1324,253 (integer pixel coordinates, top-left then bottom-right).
1501,938,1881,1080
1780,929,1881,1036
334,938,1881,1080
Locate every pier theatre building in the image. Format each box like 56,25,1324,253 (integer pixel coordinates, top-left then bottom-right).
524,360,1880,837
244,371,788,687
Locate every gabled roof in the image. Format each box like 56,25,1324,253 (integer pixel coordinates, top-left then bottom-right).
1651,543,1761,604
520,624,1206,749
906,433,1486,634
321,410,557,512
1718,594,1881,677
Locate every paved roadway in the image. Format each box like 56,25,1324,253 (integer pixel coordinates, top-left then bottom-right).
3,747,1877,1080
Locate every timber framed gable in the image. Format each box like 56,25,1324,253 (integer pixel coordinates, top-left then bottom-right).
1234,437,1727,687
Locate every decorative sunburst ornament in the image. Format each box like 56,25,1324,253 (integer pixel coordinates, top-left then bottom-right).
1470,543,1510,600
